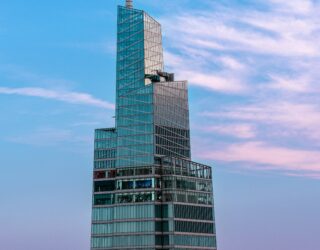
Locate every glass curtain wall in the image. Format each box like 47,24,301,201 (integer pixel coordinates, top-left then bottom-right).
116,6,164,168
91,3,217,250
154,81,191,159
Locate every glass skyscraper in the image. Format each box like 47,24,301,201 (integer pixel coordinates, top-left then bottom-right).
91,1,217,249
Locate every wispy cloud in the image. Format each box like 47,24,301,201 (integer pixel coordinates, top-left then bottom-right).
199,124,256,139
268,0,313,14
197,141,320,179
0,87,114,110
202,101,320,140
164,2,319,57
164,51,249,94
179,69,248,93
161,0,320,95
161,0,320,179
267,74,312,93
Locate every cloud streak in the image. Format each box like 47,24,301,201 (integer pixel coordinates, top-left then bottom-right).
0,87,114,110
164,51,249,94
202,101,320,140
198,141,320,179
162,0,320,95
199,124,256,139
164,2,319,57
161,0,320,179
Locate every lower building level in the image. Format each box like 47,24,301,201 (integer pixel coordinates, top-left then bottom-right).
91,154,217,249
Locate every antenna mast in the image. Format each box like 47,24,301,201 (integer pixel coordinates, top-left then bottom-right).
126,0,133,8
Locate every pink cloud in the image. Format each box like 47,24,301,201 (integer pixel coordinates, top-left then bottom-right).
267,74,313,93
180,70,248,93
202,102,320,140
268,0,313,14
164,51,249,94
163,8,319,57
198,141,320,177
161,0,320,96
200,124,256,139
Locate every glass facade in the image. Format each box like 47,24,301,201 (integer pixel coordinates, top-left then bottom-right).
91,2,217,250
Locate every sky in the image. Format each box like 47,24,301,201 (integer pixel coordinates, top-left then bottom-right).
0,0,320,249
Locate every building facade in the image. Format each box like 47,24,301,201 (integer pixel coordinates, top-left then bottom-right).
91,1,217,249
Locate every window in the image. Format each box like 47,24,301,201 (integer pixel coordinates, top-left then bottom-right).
155,221,169,232
94,194,113,205
135,192,152,202
176,192,187,202
92,207,113,221
91,235,155,248
175,221,215,234
94,181,115,192
113,204,155,220
121,180,134,190
117,168,134,177
94,171,106,179
155,204,173,219
94,149,116,159
162,177,174,188
162,192,174,202
174,235,216,247
136,179,152,189
176,178,196,190
108,170,116,178
174,205,213,220
155,235,169,246
117,193,134,203
136,167,153,175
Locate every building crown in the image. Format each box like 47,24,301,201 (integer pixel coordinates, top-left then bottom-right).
126,0,133,8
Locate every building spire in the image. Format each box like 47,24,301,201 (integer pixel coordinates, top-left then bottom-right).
126,0,133,8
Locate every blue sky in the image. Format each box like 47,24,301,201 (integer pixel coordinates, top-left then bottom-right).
0,0,320,249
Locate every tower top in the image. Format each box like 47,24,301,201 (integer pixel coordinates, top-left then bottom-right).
126,0,133,8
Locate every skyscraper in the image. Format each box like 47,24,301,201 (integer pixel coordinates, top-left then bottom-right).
91,1,217,249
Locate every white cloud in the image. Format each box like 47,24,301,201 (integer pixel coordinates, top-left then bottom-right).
0,87,114,110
